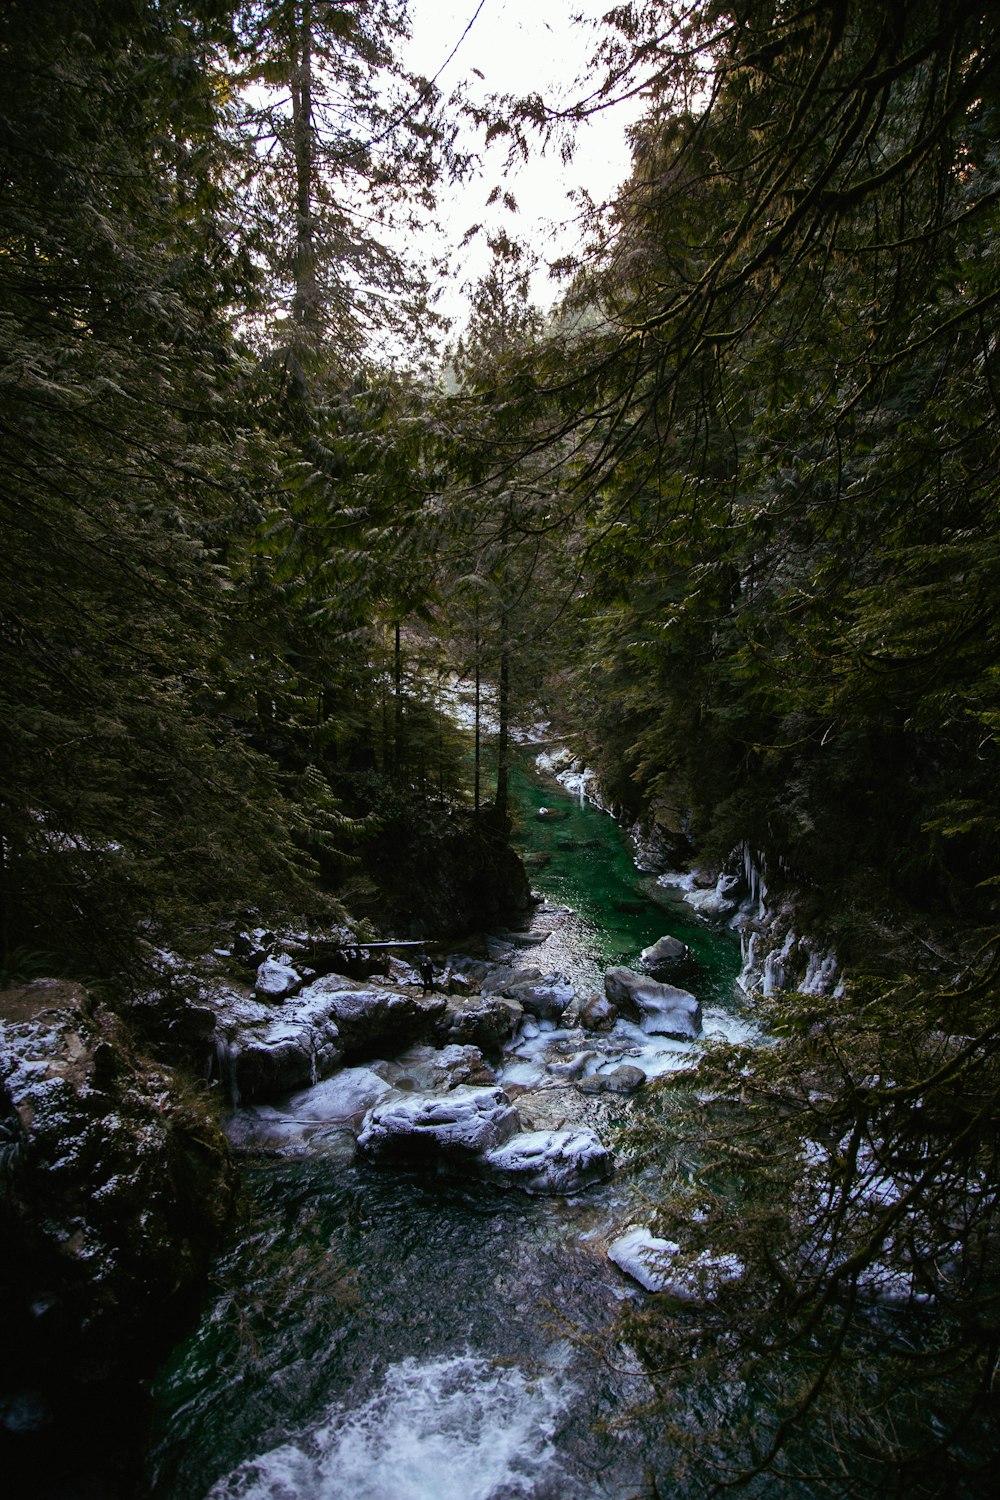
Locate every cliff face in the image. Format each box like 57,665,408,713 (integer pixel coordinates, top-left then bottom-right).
0,979,235,1492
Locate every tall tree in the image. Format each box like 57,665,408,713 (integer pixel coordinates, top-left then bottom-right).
233,0,447,383
538,2,1000,1491
443,242,553,824
0,0,337,976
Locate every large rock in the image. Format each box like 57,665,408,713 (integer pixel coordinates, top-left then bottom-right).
226,1067,397,1153
431,1044,496,1088
481,962,539,994
288,1068,394,1126
292,977,447,1061
639,935,689,973
481,1128,614,1195
213,990,345,1103
545,1049,598,1081
608,1227,677,1292
578,992,617,1031
505,973,575,1021
0,981,234,1404
254,956,303,1001
604,967,702,1040
578,1063,646,1095
357,1084,521,1163
435,993,523,1052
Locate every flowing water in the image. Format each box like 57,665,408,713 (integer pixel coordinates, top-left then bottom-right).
147,756,752,1500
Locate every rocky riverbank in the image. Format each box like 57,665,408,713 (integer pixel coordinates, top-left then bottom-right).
0,979,236,1495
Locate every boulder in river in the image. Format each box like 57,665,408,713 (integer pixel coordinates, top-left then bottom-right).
578,993,617,1032
608,1227,744,1300
357,1084,521,1163
604,967,702,1040
212,990,345,1102
435,993,523,1052
225,1067,397,1152
505,973,575,1021
481,1128,614,1195
639,935,690,973
294,977,447,1060
607,1227,677,1292
578,1063,646,1095
431,1043,496,1088
545,1049,598,1080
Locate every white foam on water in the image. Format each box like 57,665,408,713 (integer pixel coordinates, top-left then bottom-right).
206,1352,579,1500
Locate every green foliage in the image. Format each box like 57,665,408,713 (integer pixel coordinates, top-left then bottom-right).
0,1,340,976
231,0,449,374
514,2,1000,1491
557,0,1000,924
615,951,1000,1497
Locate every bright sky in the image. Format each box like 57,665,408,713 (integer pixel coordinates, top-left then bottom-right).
403,0,641,327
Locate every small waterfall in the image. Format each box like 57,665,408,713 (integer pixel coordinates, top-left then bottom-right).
213,1034,241,1108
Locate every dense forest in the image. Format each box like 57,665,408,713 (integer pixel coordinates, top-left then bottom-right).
2,1,999,1495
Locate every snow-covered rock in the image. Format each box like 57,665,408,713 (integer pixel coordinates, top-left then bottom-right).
435,993,523,1052
481,1128,614,1195
640,935,689,971
431,1043,496,1088
212,989,346,1103
505,973,575,1021
578,993,617,1031
608,1227,744,1299
608,1228,679,1292
545,1049,598,1080
293,977,446,1059
578,1063,646,1095
604,967,702,1040
291,1067,396,1126
254,956,303,1001
225,1067,397,1152
356,1085,521,1163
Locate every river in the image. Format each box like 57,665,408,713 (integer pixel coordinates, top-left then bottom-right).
146,754,755,1500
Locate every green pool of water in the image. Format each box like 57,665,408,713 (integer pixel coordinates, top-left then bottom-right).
508,756,742,1012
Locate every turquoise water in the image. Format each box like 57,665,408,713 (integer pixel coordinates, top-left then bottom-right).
147,759,746,1499
509,756,742,1012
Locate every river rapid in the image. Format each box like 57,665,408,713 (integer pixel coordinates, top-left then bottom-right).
147,756,757,1500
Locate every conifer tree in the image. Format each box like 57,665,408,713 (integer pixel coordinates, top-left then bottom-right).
0,0,338,976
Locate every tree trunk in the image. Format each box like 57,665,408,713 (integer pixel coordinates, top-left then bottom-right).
495,619,510,826
290,1,319,338
474,627,481,814
393,619,403,773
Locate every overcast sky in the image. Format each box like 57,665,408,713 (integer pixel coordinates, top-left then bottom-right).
402,0,640,326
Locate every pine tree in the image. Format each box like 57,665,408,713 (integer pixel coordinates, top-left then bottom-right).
0,0,336,976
